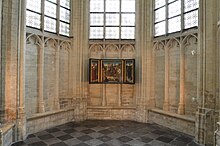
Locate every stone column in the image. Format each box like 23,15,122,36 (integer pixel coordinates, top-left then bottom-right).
17,0,27,140
54,44,60,110
38,40,45,113
0,0,4,124
178,43,185,114
215,2,220,146
163,46,169,111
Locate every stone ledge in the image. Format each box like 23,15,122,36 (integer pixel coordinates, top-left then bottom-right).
27,108,75,121
149,108,195,122
0,123,14,146
87,106,136,110
0,123,14,134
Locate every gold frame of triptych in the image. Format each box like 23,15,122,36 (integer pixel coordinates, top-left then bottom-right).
89,59,135,84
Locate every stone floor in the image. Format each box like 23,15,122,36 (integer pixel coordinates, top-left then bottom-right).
12,120,201,146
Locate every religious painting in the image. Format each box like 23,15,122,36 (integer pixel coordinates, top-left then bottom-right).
101,59,123,83
89,59,100,83
124,59,135,84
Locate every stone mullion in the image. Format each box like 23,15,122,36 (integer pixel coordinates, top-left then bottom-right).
178,41,185,115
54,42,60,110
217,16,220,121
163,45,170,111
150,46,156,108
102,47,107,106
118,45,122,107
38,38,45,113
0,0,3,123
216,20,220,146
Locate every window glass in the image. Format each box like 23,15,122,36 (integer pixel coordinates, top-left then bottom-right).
184,10,198,29
90,0,135,39
105,27,120,39
26,0,70,36
154,0,199,37
26,11,41,28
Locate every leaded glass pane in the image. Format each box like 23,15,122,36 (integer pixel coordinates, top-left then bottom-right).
154,21,165,36
60,22,69,36
90,14,104,26
106,0,120,12
60,0,70,8
45,1,57,18
121,14,135,26
44,17,56,32
184,0,199,12
105,27,119,39
90,0,104,12
121,27,135,39
26,11,41,28
60,7,70,22
184,10,198,29
90,27,104,39
155,0,165,9
47,0,57,3
106,14,120,26
168,0,176,3
168,0,181,18
121,0,135,12
26,0,41,13
168,16,181,33
155,7,166,23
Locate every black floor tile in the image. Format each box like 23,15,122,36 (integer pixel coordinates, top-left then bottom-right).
176,135,193,143
77,135,93,141
46,128,60,133
97,135,113,142
73,143,90,146
81,129,95,134
170,140,187,146
28,141,47,146
139,136,154,143
38,134,54,140
63,128,77,134
50,142,69,146
57,134,73,141
156,136,173,143
188,141,202,146
97,143,111,146
117,136,133,143
151,130,166,135
98,129,113,135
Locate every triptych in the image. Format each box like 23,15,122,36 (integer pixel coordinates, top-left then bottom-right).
89,59,135,84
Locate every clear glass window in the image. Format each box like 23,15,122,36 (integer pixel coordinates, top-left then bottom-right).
26,0,70,36
90,0,135,40
154,0,199,37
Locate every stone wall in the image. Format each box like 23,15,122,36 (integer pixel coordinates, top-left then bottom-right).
88,107,136,120
153,34,199,116
25,34,72,117
87,43,136,120
27,108,74,134
148,109,195,136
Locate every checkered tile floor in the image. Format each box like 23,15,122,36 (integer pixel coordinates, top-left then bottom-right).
12,120,201,146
